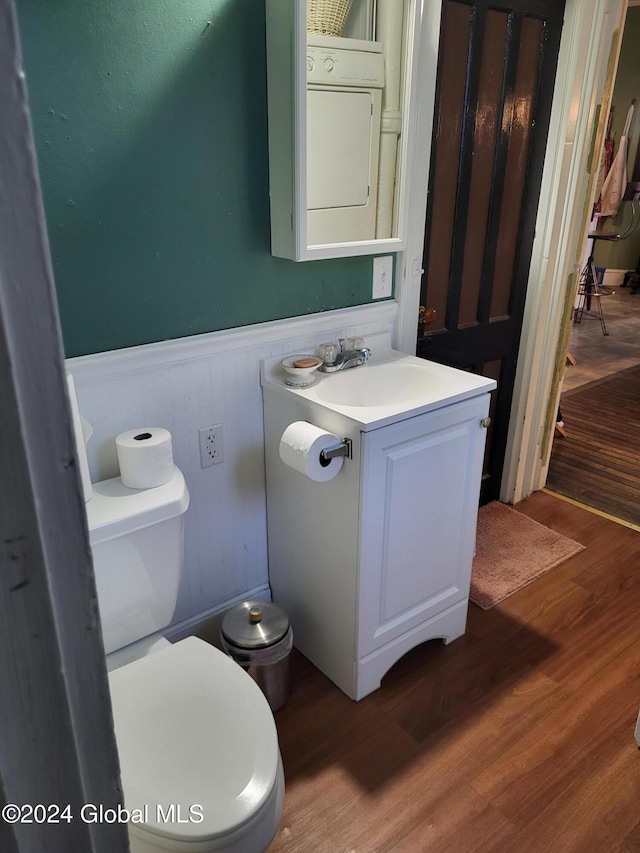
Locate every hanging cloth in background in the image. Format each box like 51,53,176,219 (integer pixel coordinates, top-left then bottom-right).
593,107,614,215
599,102,635,217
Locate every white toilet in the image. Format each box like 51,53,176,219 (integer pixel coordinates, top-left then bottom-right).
86,467,285,853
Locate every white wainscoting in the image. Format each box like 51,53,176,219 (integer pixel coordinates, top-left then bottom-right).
67,302,397,634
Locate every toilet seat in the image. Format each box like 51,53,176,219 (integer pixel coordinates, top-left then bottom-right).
108,636,282,849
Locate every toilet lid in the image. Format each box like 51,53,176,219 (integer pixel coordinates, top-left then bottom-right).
108,636,280,843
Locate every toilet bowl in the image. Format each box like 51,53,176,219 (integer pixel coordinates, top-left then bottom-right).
109,637,284,853
86,465,284,852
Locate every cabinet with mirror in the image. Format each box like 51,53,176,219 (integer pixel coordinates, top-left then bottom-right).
265,0,420,261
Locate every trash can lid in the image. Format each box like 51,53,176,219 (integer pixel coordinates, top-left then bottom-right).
221,600,290,649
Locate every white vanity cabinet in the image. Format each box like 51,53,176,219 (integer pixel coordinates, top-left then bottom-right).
261,352,494,700
357,395,488,669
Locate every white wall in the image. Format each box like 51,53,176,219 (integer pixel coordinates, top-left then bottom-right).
67,302,396,636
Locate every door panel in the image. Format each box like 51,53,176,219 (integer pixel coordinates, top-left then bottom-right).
417,0,565,502
460,9,509,328
492,15,543,318
424,2,471,335
358,396,490,658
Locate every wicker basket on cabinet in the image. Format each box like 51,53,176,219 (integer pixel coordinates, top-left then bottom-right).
307,0,353,36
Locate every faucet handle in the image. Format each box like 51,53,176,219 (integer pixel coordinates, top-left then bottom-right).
343,336,364,351
317,342,339,364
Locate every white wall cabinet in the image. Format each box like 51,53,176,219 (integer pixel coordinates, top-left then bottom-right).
262,366,491,700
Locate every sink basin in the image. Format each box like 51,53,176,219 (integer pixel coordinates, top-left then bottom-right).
261,347,497,431
314,361,446,407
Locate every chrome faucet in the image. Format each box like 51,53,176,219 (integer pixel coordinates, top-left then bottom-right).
318,339,372,373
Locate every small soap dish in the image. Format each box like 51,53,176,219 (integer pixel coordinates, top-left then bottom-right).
281,354,322,387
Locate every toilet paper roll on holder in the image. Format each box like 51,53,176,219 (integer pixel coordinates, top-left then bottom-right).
319,438,352,466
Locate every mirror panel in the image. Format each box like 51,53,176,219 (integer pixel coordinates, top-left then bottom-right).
266,0,419,261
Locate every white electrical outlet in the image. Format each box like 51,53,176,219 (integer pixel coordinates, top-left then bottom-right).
372,256,393,299
198,424,224,468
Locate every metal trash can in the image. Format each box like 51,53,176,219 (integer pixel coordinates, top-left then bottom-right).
220,601,293,712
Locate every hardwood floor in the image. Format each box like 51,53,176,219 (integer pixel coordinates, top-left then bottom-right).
546,367,640,527
269,491,640,853
548,285,640,527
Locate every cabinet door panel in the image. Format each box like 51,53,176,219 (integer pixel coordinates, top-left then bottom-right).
358,395,489,657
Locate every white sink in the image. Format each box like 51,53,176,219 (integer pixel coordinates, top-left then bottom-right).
314,361,446,408
261,349,496,431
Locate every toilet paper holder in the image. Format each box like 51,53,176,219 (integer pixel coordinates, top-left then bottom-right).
319,438,352,465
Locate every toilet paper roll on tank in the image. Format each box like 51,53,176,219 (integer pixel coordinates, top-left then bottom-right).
116,427,175,490
279,421,344,482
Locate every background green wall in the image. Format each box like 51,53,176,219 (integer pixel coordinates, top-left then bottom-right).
17,0,382,358
594,5,640,273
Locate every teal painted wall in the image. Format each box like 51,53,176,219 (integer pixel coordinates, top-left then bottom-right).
594,6,640,273
17,0,381,357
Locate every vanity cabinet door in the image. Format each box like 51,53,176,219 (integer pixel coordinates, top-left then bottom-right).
357,394,489,658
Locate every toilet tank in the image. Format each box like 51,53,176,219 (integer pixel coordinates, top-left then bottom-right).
86,467,190,655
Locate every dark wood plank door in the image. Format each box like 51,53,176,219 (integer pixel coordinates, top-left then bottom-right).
417,0,565,502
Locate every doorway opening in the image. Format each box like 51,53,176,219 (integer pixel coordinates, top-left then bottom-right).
545,2,640,528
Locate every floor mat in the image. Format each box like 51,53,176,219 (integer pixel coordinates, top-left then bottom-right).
470,501,585,610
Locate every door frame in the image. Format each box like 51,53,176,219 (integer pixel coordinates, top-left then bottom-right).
0,2,128,849
395,0,627,503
